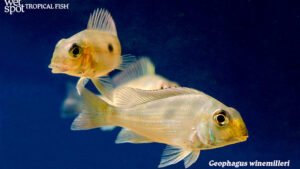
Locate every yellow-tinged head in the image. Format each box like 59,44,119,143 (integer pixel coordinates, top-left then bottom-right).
49,30,121,77
49,8,122,78
197,107,248,149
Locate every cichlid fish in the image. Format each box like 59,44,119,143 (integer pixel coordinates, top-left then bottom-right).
48,8,135,95
72,86,248,168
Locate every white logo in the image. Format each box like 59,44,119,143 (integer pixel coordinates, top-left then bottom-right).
4,0,69,15
4,0,25,15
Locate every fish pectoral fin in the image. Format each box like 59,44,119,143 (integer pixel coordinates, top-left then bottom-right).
87,8,117,36
91,76,114,100
113,57,155,87
117,54,137,70
115,128,153,144
158,146,199,168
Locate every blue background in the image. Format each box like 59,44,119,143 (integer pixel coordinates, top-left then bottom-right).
1,0,299,169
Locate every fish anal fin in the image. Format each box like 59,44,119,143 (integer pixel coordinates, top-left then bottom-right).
115,128,152,144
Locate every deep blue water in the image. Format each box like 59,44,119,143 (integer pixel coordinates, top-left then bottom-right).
1,0,299,169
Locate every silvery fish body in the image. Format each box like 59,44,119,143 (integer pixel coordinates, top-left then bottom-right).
72,87,248,168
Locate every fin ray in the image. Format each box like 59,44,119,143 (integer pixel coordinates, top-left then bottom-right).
71,88,112,130
158,146,191,168
113,57,155,87
117,54,137,70
87,8,117,36
184,151,200,168
113,87,201,107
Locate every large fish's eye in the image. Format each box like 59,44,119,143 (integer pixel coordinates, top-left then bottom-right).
69,43,82,58
213,109,229,127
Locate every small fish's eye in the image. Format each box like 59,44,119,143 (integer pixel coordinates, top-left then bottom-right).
69,43,82,58
213,109,229,127
108,43,113,52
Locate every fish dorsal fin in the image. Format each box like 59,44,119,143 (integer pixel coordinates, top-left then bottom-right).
113,87,201,107
87,8,117,36
115,128,153,144
158,146,200,168
113,57,155,87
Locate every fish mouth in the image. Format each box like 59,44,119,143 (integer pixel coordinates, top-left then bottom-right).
48,64,68,73
236,135,248,142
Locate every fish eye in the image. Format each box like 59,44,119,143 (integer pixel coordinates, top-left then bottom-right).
108,43,113,52
213,109,229,127
69,43,82,58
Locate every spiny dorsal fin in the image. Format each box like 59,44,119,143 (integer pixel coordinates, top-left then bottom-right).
113,57,155,87
115,128,153,144
113,87,201,107
87,8,117,36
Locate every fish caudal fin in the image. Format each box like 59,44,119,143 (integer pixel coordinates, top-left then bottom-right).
71,87,113,130
113,57,155,87
118,54,137,70
115,128,153,144
158,146,200,168
87,8,117,36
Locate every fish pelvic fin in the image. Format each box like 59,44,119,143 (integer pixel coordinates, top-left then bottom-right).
115,128,153,144
71,87,115,131
87,8,117,36
113,57,155,87
158,146,200,168
76,77,89,95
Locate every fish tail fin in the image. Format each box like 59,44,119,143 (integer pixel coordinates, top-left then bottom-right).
71,87,115,131
158,146,200,168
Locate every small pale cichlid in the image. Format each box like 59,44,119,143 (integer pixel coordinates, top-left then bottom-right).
48,8,135,95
